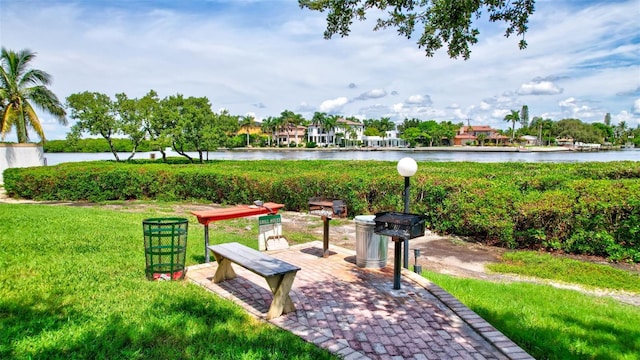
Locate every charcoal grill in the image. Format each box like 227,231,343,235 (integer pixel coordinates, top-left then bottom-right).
373,212,425,239
308,198,347,257
373,212,426,290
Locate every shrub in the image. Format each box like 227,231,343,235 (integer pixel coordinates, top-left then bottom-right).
4,160,640,261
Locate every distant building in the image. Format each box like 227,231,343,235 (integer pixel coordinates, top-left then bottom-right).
275,125,307,146
307,118,365,147
520,135,539,146
362,130,407,147
556,138,574,147
453,125,509,146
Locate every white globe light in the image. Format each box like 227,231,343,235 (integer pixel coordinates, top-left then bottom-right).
397,157,418,177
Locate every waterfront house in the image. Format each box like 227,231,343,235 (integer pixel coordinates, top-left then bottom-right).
275,125,307,146
307,118,365,147
453,125,509,146
362,130,407,147
520,135,540,146
556,138,574,147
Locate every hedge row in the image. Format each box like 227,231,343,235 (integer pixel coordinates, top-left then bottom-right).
4,160,640,262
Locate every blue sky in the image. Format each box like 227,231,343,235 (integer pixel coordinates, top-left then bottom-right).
1,0,639,141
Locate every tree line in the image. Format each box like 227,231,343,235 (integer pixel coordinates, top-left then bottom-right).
59,88,639,162
397,104,639,148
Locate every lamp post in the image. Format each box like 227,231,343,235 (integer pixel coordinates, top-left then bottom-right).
397,157,417,269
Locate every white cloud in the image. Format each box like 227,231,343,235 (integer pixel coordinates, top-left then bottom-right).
319,97,349,113
492,109,510,119
405,94,432,106
0,0,637,141
558,97,600,120
517,81,563,95
633,99,640,115
354,89,387,101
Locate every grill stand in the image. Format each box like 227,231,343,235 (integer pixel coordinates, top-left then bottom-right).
373,211,426,290
393,237,404,290
308,198,347,258
322,216,330,258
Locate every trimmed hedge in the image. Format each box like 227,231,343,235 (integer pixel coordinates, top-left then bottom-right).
4,159,640,262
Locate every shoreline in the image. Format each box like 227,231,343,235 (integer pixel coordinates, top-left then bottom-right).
231,146,573,153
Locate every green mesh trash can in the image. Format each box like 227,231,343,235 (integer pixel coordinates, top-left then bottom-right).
143,218,188,280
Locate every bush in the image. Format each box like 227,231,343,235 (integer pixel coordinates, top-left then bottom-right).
4,160,640,262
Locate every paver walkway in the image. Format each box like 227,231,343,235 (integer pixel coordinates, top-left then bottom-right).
186,241,533,360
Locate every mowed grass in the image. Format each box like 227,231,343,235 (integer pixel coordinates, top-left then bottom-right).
0,203,336,360
424,270,640,359
487,251,640,293
4,202,640,359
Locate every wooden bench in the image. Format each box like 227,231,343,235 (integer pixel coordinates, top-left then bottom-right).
207,242,301,319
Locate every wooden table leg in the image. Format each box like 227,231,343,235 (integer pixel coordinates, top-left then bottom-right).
212,257,236,283
265,272,297,319
204,224,210,263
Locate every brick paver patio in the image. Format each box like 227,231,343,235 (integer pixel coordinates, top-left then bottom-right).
186,241,533,360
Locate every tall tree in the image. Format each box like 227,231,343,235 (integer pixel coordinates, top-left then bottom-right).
530,117,554,146
279,110,305,146
326,115,340,145
299,0,536,60
260,116,277,147
114,93,146,160
66,91,120,161
615,121,628,144
311,112,329,144
239,114,256,147
419,120,445,147
520,105,529,128
398,118,421,134
0,48,67,142
504,110,520,142
378,117,395,139
137,90,169,161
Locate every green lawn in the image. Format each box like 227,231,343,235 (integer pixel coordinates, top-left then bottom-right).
3,202,640,359
425,271,640,359
0,203,336,360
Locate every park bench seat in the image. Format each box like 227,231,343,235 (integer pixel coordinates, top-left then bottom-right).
207,242,300,319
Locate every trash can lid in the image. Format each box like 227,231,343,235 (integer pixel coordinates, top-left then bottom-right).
354,215,376,224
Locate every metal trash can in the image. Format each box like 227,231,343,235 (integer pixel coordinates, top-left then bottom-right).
355,215,389,268
143,218,188,280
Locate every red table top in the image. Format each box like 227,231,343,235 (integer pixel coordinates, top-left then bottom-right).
191,203,285,225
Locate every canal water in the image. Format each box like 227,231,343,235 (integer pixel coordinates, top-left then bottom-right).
44,148,639,166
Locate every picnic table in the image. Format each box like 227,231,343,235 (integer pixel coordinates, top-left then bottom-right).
191,202,285,263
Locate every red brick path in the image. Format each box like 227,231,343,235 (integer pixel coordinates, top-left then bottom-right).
186,241,533,360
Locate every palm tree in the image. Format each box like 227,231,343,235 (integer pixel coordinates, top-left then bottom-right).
271,116,284,146
239,115,256,147
503,110,520,143
311,111,328,144
0,48,66,142
615,121,628,143
260,116,276,147
326,115,339,145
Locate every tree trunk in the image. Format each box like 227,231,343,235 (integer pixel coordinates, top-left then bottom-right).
103,133,120,162
173,141,193,163
126,145,138,161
